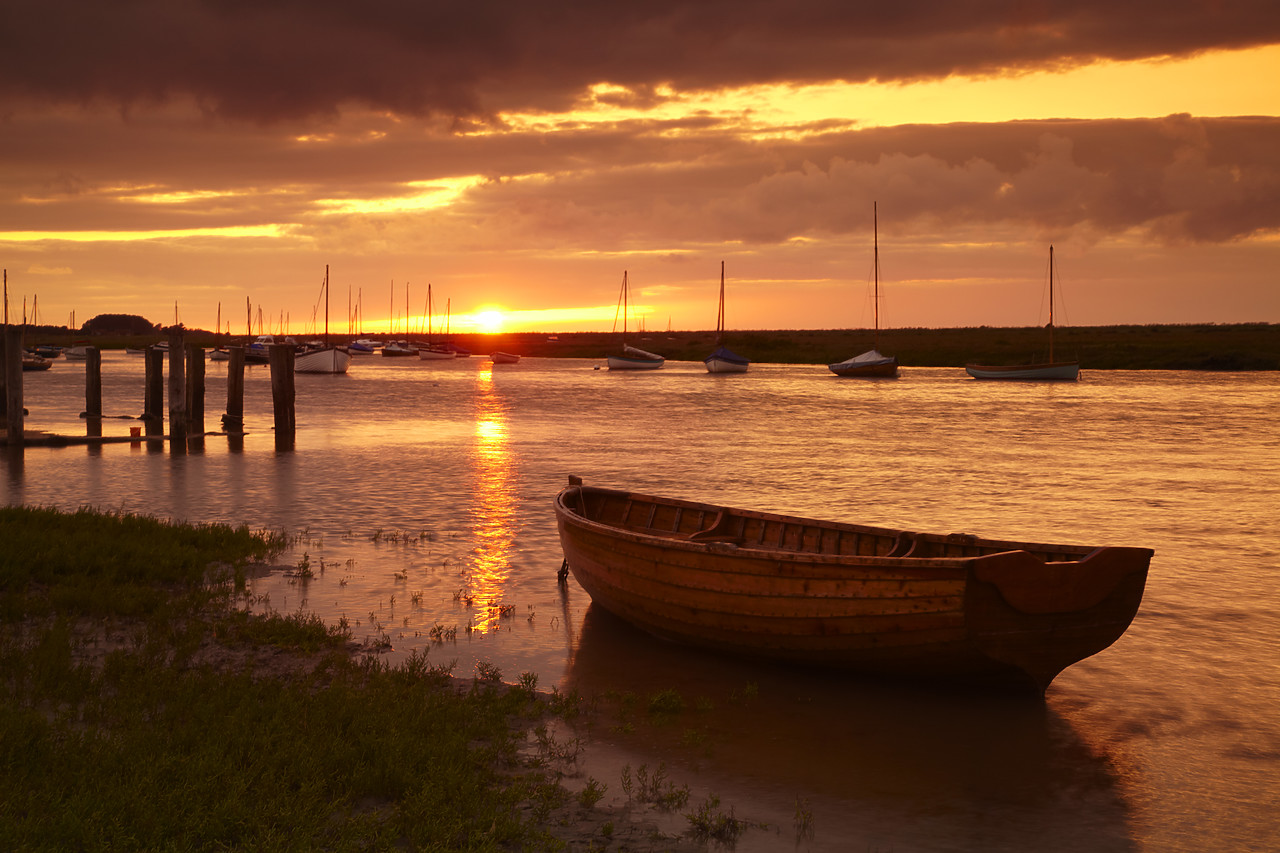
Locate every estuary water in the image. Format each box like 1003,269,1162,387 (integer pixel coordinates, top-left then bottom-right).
4,350,1279,852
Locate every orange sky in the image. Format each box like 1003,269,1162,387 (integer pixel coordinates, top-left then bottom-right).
1,2,1278,334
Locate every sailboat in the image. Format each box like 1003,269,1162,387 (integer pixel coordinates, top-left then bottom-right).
606,271,664,370
965,246,1080,381
704,261,749,374
418,284,454,360
829,203,899,378
294,265,351,374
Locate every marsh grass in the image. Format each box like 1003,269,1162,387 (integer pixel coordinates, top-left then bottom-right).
0,506,569,851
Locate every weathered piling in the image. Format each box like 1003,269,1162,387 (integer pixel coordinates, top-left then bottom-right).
3,326,22,446
269,343,295,450
143,346,164,435
223,346,245,434
84,347,102,419
186,343,205,438
168,329,186,452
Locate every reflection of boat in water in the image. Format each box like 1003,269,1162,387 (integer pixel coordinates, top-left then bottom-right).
555,478,1152,694
564,602,1133,849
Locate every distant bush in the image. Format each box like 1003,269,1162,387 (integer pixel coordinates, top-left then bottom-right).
81,313,158,335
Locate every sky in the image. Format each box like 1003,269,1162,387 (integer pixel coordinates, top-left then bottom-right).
2,0,1279,335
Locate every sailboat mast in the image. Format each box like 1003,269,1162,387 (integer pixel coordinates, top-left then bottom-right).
717,261,725,343
1048,245,1055,363
873,201,880,351
324,264,330,344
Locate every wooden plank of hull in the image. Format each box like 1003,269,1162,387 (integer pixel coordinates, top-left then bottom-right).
556,482,1152,693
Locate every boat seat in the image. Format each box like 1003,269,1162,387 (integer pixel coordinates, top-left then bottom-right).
887,532,918,557
687,512,743,545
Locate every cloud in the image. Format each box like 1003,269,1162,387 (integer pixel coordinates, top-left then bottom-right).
3,1,1278,122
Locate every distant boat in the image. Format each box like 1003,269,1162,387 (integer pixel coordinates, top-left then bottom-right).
22,354,52,371
607,271,664,370
208,347,230,362
419,284,455,360
245,334,294,364
555,477,1153,694
63,341,93,360
704,261,749,374
490,351,520,364
295,265,351,374
966,246,1080,381
829,203,899,378
381,340,417,357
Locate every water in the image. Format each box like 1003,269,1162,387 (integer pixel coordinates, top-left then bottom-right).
5,351,1279,851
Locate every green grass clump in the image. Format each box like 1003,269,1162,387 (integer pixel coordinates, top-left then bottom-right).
0,505,286,620
0,506,567,851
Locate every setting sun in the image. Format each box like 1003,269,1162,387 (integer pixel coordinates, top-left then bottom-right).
473,309,505,333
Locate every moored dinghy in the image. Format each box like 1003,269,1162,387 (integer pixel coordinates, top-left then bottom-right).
966,245,1080,381
555,477,1152,694
704,261,750,374
607,271,664,370
829,202,898,378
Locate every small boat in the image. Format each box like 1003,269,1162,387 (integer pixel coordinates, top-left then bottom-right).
418,285,455,360
704,261,750,374
829,203,899,378
347,340,378,354
607,271,664,370
295,266,351,374
22,354,52,371
966,246,1080,381
63,341,93,360
30,345,62,359
380,340,417,357
208,347,230,362
555,477,1152,694
490,351,520,364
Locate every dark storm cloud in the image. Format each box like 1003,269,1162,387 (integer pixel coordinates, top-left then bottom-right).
2,0,1277,122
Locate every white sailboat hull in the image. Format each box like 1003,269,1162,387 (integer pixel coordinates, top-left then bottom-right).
294,347,351,374
705,355,749,373
608,344,664,370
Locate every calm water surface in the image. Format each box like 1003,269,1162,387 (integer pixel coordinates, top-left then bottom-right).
5,351,1278,852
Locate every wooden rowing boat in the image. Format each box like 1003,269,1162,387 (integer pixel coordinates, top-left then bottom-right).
554,477,1152,694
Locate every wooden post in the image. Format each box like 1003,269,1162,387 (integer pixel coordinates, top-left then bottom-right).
3,326,22,447
269,343,295,450
143,346,164,436
84,346,102,417
168,329,186,452
186,343,205,436
223,346,245,434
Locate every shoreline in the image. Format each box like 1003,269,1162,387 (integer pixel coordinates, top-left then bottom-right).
16,322,1280,370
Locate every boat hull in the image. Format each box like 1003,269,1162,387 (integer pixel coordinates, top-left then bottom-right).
607,354,665,370
490,351,521,364
705,357,749,373
965,362,1080,381
418,346,454,360
555,481,1151,694
828,349,899,378
294,347,351,374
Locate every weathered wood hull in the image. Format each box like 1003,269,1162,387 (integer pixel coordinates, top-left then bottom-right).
966,361,1080,381
555,481,1151,694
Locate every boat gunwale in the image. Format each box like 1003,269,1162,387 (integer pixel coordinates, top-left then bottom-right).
554,484,1102,569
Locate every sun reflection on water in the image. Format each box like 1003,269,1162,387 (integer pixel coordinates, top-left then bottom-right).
463,362,518,633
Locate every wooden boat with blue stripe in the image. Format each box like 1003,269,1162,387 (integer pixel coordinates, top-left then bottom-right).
555,477,1152,694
